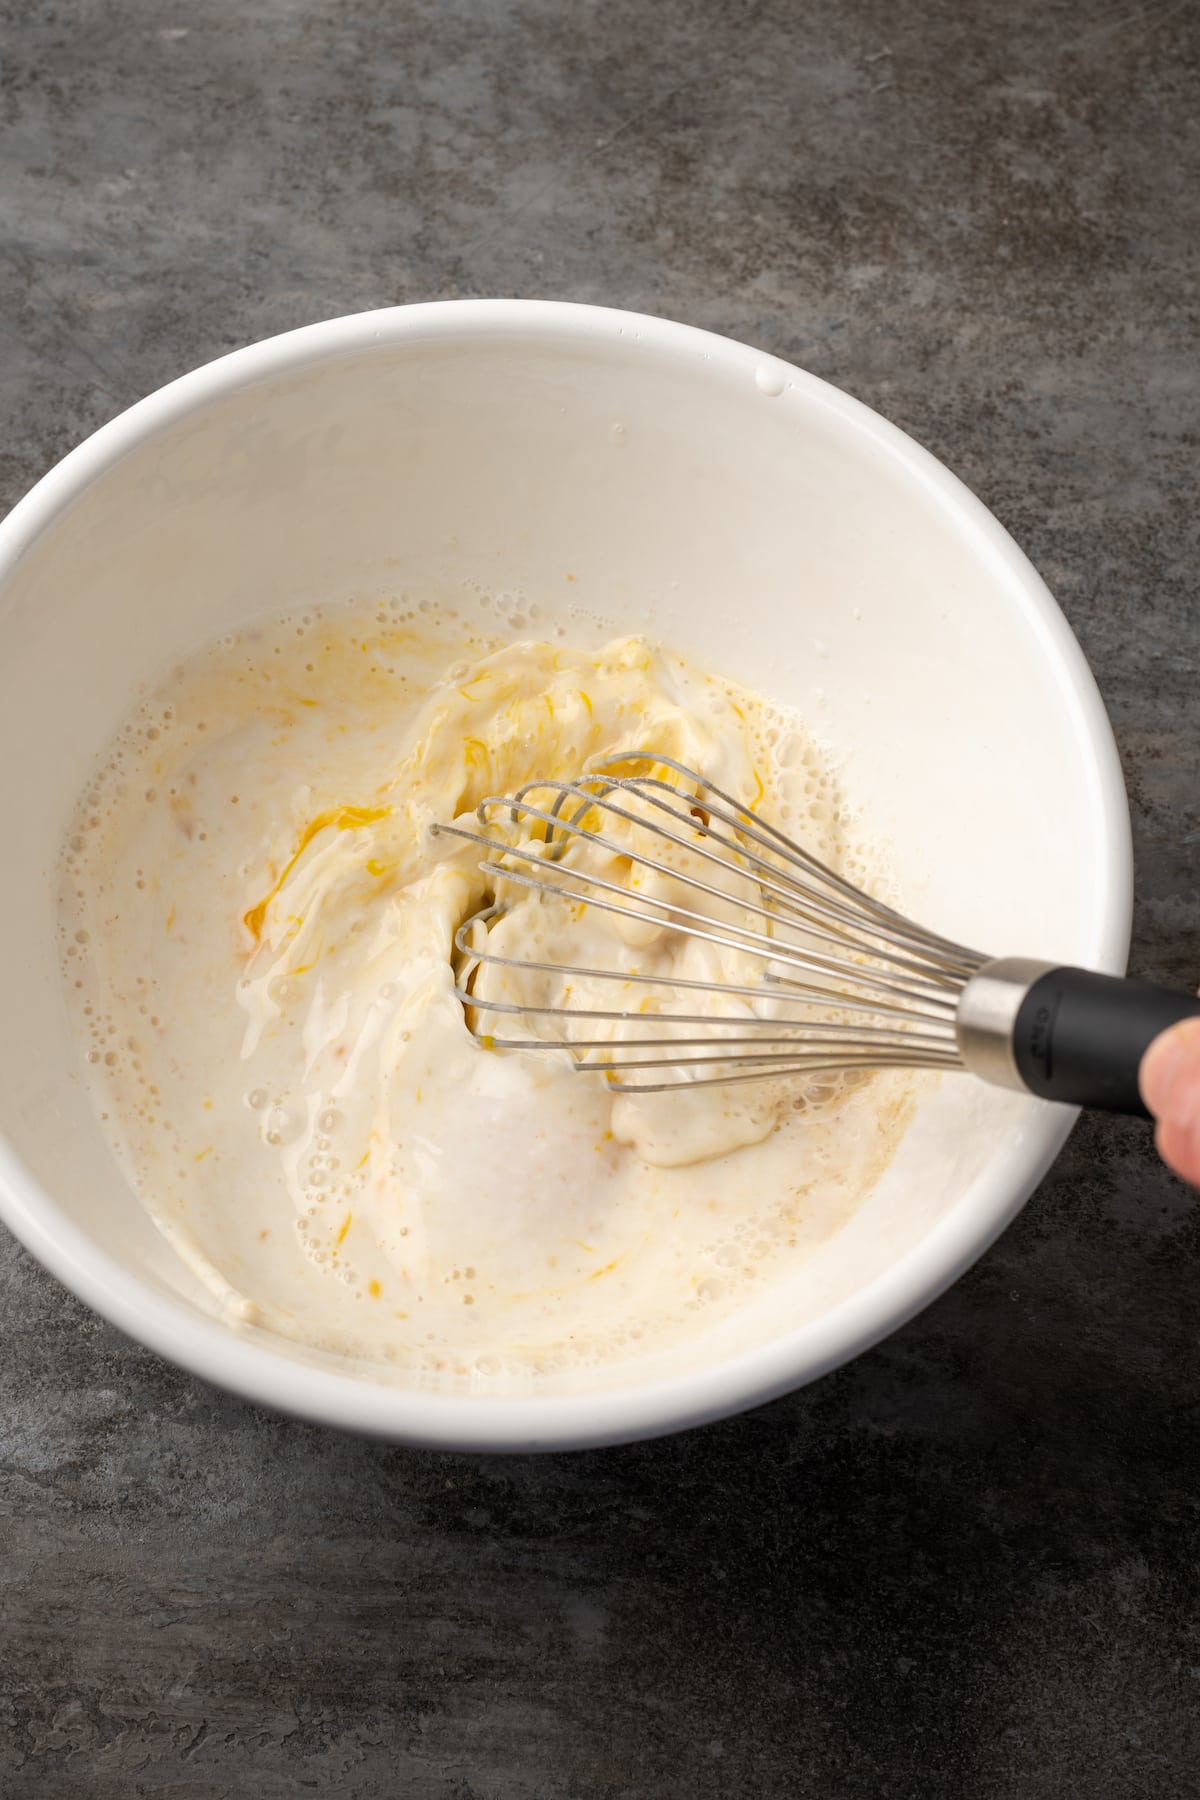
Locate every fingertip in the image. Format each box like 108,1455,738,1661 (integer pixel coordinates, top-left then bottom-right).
1140,1016,1200,1117
1155,1113,1200,1188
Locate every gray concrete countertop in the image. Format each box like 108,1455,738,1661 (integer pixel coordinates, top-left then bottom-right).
2,2,1198,1794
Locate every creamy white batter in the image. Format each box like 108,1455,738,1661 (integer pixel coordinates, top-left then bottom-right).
59,596,914,1377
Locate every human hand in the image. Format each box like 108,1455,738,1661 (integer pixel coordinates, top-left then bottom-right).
1140,1017,1200,1186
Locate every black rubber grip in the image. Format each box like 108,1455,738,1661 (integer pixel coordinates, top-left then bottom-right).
1012,966,1200,1116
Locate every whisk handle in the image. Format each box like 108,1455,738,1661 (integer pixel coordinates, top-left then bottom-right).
961,959,1200,1116
1012,967,1200,1116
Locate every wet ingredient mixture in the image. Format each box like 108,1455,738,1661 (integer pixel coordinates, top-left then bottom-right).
60,595,915,1379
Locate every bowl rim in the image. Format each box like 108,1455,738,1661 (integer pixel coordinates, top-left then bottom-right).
0,298,1134,1449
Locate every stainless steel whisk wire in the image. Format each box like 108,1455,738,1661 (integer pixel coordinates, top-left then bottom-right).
432,751,990,1093
431,751,1200,1116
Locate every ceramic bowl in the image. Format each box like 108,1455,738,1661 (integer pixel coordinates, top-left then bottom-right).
0,301,1131,1447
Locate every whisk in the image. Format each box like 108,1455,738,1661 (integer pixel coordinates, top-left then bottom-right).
433,751,1199,1117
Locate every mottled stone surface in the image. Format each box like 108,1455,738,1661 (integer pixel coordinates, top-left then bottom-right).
2,1,1199,1794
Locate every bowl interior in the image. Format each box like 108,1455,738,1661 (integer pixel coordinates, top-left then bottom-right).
0,304,1129,1442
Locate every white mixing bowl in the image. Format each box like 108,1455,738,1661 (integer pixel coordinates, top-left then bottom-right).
0,301,1131,1448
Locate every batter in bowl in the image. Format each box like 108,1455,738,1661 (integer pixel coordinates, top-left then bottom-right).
59,596,915,1378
